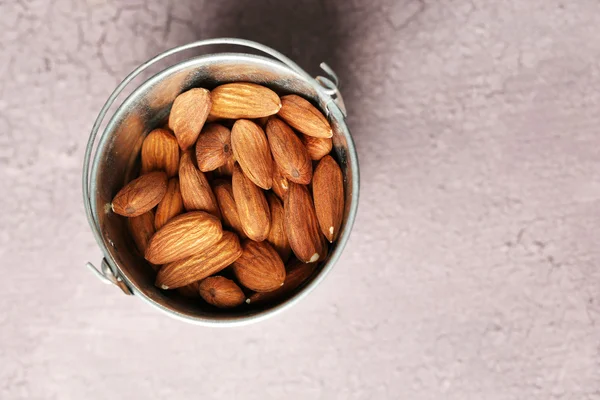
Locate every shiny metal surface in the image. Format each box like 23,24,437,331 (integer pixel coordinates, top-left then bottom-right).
83,38,359,326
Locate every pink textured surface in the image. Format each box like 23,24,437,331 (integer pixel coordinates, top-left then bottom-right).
2,0,600,398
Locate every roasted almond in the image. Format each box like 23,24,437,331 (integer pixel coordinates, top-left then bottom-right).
140,128,180,177
318,237,329,262
195,123,232,172
255,116,269,128
127,210,155,255
266,117,312,184
177,281,201,298
168,88,212,150
266,193,291,263
231,119,273,189
199,276,245,308
271,167,289,201
209,83,281,119
285,183,324,263
232,163,271,242
128,210,160,271
232,240,286,292
154,177,184,230
246,259,317,305
300,134,332,160
278,94,332,138
213,180,247,239
156,231,242,289
112,171,167,217
215,156,235,177
179,151,221,218
313,155,344,242
145,211,223,264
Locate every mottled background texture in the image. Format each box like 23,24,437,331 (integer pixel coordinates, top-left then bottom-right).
1,0,600,399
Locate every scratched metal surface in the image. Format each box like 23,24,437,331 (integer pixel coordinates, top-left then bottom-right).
1,0,600,399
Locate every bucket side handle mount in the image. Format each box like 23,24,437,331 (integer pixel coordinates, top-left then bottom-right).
86,259,133,295
316,62,347,117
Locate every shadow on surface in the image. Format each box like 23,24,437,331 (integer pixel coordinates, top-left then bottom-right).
180,0,353,93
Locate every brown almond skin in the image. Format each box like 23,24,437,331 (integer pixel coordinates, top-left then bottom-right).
247,259,317,305
168,88,212,150
179,151,221,218
112,171,167,217
232,164,270,241
145,211,223,264
255,116,269,128
155,177,184,230
313,155,344,243
209,83,281,119
195,123,232,172
232,240,286,292
266,117,312,184
199,276,245,308
156,231,242,289
215,156,235,177
213,180,247,239
285,183,324,263
177,281,201,298
271,167,289,201
278,94,332,138
266,193,291,263
231,119,273,189
318,237,329,262
140,128,180,177
300,134,332,161
127,210,155,256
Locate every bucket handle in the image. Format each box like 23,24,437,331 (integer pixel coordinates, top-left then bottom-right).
83,38,345,292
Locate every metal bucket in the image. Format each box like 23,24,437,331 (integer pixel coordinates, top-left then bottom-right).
83,38,359,326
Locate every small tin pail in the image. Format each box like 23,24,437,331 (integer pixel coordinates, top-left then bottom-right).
83,38,359,326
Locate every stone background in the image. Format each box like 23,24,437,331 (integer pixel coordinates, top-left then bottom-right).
1,0,600,399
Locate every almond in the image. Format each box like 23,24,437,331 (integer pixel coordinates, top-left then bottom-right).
205,113,222,123
266,193,291,263
179,151,221,218
313,155,344,242
140,128,180,177
128,210,160,271
284,183,324,263
255,116,269,128
213,180,247,239
127,209,155,255
318,237,329,262
154,177,184,230
300,134,332,160
215,156,235,177
271,167,289,201
278,94,332,138
195,123,232,172
145,211,223,264
266,117,312,184
232,163,271,241
156,231,242,289
246,259,317,305
198,276,245,308
112,171,167,217
168,88,212,150
209,83,281,119
232,240,286,292
231,119,273,189
177,281,201,298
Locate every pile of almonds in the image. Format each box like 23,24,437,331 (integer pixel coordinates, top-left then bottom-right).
111,83,344,308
